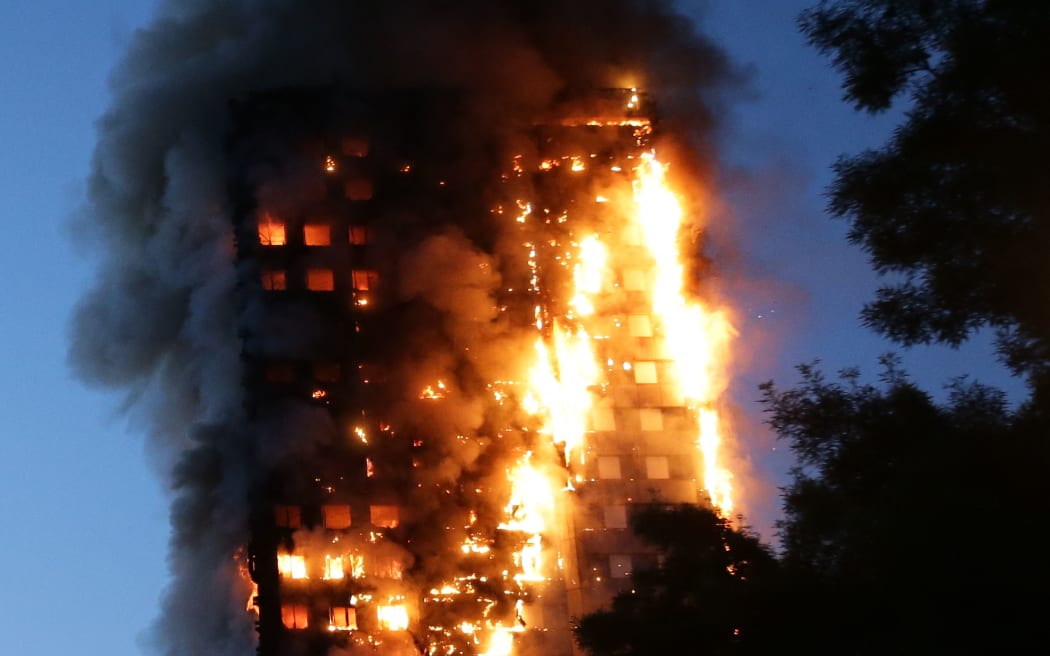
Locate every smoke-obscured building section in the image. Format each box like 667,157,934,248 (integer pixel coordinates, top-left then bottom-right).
228,88,715,656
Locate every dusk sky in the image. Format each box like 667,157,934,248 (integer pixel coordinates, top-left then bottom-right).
0,2,1022,654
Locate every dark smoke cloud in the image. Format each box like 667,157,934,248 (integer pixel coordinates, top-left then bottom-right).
70,2,738,654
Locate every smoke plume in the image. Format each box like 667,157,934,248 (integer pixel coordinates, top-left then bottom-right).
70,1,738,654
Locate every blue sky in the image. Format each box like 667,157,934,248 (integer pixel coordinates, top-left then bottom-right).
0,2,1022,654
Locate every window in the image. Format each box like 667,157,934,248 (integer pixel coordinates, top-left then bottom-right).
639,408,663,431
352,269,376,291
282,604,309,629
345,179,374,201
261,270,287,291
341,137,369,157
323,555,345,580
258,218,286,246
275,504,301,528
646,456,670,480
303,224,331,246
307,268,335,291
622,269,646,291
376,605,409,631
322,504,352,529
592,406,616,431
370,505,399,528
277,553,308,579
603,504,627,529
349,225,369,245
597,456,621,480
329,606,357,631
633,361,658,384
627,314,652,337
609,554,632,579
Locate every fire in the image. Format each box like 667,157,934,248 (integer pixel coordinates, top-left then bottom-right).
323,555,345,580
278,553,308,579
376,603,410,631
420,380,448,399
631,152,735,512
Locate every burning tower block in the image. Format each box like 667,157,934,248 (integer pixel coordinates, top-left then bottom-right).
230,87,733,656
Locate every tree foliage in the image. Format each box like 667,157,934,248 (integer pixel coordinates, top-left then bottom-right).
573,504,780,656
800,1,1050,379
762,360,1048,653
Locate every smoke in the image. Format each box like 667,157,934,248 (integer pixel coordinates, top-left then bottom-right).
71,1,738,654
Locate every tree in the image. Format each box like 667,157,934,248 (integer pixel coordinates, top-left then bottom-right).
761,359,1048,653
799,1,1050,381
573,504,780,656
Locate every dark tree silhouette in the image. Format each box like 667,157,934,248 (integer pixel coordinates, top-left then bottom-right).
800,1,1050,380
762,358,1048,653
573,504,780,656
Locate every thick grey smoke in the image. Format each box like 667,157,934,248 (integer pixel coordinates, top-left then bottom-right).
71,1,737,654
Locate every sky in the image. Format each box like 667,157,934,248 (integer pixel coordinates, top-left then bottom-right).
0,1,1023,655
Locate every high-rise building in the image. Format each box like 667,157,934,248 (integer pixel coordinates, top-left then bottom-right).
229,87,731,656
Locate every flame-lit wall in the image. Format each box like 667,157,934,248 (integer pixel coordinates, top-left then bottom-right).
230,87,727,656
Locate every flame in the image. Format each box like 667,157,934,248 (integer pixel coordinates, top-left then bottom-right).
420,380,448,399
277,553,308,580
376,604,410,631
631,152,735,512
323,555,345,580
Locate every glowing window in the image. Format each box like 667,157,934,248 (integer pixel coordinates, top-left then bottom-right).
597,456,621,480
592,406,616,431
633,361,658,384
277,553,308,580
307,268,335,291
376,604,409,631
323,555,345,580
646,456,670,480
370,505,399,528
261,270,287,291
603,505,627,529
345,179,374,201
341,137,369,157
351,270,376,291
627,315,652,337
330,606,357,631
639,408,663,431
622,269,646,291
349,225,369,245
313,363,342,382
303,224,331,246
282,604,309,629
274,504,301,528
258,218,286,246
322,504,352,529
609,554,632,579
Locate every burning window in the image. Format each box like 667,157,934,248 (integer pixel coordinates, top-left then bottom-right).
323,555,345,580
282,604,309,629
639,408,663,431
307,268,335,291
621,269,646,291
592,406,616,431
341,137,369,157
603,504,627,529
261,270,287,291
274,504,301,528
645,456,670,480
349,225,369,245
351,269,377,291
258,218,286,246
277,553,308,579
376,604,409,631
633,361,658,384
322,504,352,529
370,505,399,528
345,179,373,201
329,606,357,631
303,224,331,246
313,362,342,382
597,456,621,480
609,554,632,579
627,314,652,337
